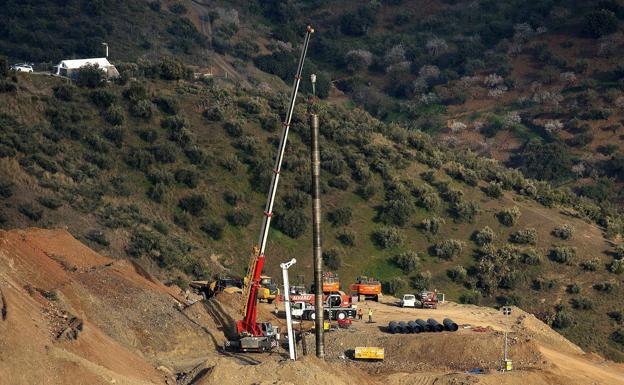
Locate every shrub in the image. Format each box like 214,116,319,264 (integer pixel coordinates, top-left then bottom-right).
450,200,479,223
384,277,406,295
459,290,481,305
483,182,503,198
178,194,207,216
433,239,464,260
103,105,124,126
497,207,521,226
612,329,624,346
571,297,593,310
224,121,244,138
53,84,75,101
522,248,542,265
130,100,154,119
76,64,105,88
138,129,158,143
378,197,414,227
0,179,13,198
552,224,574,240
90,89,116,108
147,183,166,203
199,221,224,240
419,217,445,234
226,209,252,227
593,281,615,293
356,183,376,200
260,114,280,132
552,309,574,329
103,126,124,147
154,96,179,115
18,203,42,221
174,168,199,188
203,106,224,121
372,226,404,249
410,271,432,291
149,144,177,163
566,283,581,294
328,176,350,190
549,246,576,264
327,207,352,227
161,115,187,131
393,251,420,273
322,248,342,270
274,209,308,238
159,57,186,80
608,310,623,324
581,257,599,271
509,228,538,245
447,265,467,283
337,229,356,246
37,196,63,209
584,9,618,38
86,230,109,246
472,226,495,246
609,259,624,274
613,245,624,259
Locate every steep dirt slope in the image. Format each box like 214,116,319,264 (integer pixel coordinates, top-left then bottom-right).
0,228,218,384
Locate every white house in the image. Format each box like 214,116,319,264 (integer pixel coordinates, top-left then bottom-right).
53,58,119,79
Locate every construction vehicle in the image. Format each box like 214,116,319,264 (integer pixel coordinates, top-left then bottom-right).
225,26,313,353
190,275,242,299
349,276,381,301
290,299,357,321
257,276,279,304
420,290,439,309
288,291,351,308
321,271,340,292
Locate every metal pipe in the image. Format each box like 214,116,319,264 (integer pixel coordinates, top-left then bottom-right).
416,319,431,332
427,318,444,332
443,318,458,332
407,320,422,334
280,258,297,360
310,72,324,359
398,321,409,334
388,321,398,334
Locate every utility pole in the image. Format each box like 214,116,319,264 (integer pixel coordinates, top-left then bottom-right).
310,73,324,359
502,306,512,371
101,42,109,58
280,258,297,360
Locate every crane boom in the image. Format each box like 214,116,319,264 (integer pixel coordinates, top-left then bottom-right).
237,26,314,338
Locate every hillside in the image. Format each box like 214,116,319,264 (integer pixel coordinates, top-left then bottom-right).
0,62,623,361
1,228,623,385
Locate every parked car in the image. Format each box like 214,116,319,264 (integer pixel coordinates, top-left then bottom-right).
400,294,418,308
10,64,33,73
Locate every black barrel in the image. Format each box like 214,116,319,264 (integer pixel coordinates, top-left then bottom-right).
427,318,444,332
388,321,399,334
443,318,458,332
415,318,432,332
398,321,409,334
407,320,422,334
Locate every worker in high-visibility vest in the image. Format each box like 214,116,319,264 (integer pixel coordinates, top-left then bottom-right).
367,307,373,323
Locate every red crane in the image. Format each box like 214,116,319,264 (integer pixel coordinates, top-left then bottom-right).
229,26,313,352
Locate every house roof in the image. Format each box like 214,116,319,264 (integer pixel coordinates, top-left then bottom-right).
57,58,112,69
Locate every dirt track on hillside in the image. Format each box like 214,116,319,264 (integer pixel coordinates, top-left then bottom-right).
1,228,623,385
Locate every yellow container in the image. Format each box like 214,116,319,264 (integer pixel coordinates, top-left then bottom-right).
504,359,513,371
323,321,330,330
354,347,385,360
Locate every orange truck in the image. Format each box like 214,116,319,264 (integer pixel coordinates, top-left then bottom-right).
349,276,382,302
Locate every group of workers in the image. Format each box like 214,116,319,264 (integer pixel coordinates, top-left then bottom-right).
357,307,374,323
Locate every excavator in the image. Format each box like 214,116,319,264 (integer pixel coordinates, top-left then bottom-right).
225,26,313,353
349,276,382,302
